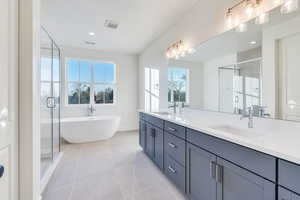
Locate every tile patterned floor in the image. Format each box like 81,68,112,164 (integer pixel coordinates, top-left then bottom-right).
42,131,186,200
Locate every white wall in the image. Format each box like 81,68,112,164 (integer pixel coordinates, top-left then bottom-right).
61,46,139,131
203,54,237,111
138,0,236,109
262,16,300,118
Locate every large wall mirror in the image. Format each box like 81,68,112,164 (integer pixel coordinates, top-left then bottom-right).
171,6,300,121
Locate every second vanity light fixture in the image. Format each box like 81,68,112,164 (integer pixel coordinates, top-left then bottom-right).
165,40,196,60
226,0,299,32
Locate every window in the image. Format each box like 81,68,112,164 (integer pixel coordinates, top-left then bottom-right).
168,68,189,103
145,68,159,111
41,56,60,108
66,59,115,105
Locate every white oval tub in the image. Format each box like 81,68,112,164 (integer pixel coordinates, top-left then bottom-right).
61,116,120,143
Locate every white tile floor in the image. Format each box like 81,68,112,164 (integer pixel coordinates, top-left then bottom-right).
42,131,186,200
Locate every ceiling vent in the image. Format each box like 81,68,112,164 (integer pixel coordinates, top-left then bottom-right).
104,20,119,29
85,41,96,45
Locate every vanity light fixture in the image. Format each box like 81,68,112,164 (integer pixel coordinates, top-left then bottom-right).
249,40,257,45
245,0,255,18
165,40,196,59
280,0,299,14
89,32,95,36
226,0,298,32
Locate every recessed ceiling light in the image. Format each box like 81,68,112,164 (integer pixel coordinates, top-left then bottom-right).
89,32,95,36
249,41,257,45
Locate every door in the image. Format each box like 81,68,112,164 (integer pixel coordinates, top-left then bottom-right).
278,33,300,121
153,127,163,170
186,143,217,200
40,28,61,178
279,187,300,200
0,0,17,199
139,121,146,150
146,123,154,158
216,158,275,200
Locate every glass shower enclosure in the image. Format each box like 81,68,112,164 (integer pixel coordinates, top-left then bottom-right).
40,27,61,178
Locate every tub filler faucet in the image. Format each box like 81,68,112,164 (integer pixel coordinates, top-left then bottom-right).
88,104,96,116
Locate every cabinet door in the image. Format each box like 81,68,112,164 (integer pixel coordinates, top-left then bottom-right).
146,124,154,158
278,187,300,200
153,127,163,170
186,143,217,200
216,158,275,200
139,121,147,150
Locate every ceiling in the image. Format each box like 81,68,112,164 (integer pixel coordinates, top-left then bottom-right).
41,0,200,54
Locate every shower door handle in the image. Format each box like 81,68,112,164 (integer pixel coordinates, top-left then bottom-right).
47,97,56,109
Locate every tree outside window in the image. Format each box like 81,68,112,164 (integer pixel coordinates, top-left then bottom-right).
168,68,189,103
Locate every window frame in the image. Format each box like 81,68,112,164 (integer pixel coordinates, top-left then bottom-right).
65,57,117,107
40,56,61,109
167,67,190,105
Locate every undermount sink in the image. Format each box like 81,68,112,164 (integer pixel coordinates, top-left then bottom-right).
152,111,171,115
209,125,262,138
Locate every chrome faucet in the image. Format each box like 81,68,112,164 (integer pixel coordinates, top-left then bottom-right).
169,102,178,114
240,106,254,128
88,104,96,116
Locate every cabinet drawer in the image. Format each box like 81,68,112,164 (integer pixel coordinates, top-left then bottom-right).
279,160,300,194
187,128,276,182
164,121,186,139
164,155,185,193
144,114,164,129
278,187,300,200
164,132,186,166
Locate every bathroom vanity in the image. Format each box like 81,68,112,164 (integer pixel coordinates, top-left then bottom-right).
139,111,300,200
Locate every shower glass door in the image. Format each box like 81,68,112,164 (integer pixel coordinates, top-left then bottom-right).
40,27,61,178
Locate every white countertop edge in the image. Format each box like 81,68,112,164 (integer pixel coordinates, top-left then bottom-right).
140,111,300,165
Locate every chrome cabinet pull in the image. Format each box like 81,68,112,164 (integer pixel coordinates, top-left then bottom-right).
168,143,177,148
216,164,223,183
0,165,4,178
168,166,176,173
167,127,176,132
210,161,216,180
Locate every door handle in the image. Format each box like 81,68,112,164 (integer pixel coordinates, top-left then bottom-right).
0,165,4,178
168,166,176,173
47,97,55,108
216,164,223,183
168,143,177,148
167,127,176,132
210,161,216,180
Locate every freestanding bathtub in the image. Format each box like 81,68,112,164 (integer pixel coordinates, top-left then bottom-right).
61,116,120,143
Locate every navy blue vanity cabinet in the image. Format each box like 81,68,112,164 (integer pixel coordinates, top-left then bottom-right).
279,159,300,196
278,187,300,200
164,131,186,193
216,158,275,200
139,120,147,150
186,142,275,200
186,143,217,200
145,121,164,170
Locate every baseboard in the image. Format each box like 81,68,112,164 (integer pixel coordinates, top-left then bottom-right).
40,152,64,195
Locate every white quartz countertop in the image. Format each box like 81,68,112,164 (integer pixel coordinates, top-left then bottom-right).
140,109,300,165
